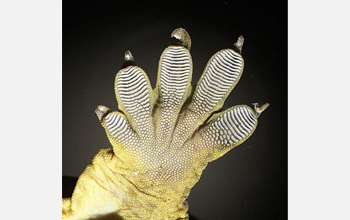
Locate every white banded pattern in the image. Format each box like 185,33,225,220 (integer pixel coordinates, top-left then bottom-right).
190,49,244,117
158,46,191,107
201,105,257,157
155,46,192,146
115,66,153,135
103,112,139,148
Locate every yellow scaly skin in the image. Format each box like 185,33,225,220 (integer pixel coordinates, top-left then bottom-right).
62,28,269,220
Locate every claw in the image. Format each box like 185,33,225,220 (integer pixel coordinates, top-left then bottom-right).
252,102,269,117
95,105,110,122
233,35,244,53
171,28,192,50
124,50,134,62
121,50,135,68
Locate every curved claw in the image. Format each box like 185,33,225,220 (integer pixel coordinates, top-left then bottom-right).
252,102,269,117
121,50,135,68
124,50,134,62
233,35,244,53
95,105,110,122
171,28,192,50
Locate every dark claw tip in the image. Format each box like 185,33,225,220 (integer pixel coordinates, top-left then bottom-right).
233,35,244,53
124,50,134,62
95,105,110,122
171,27,192,50
121,50,135,68
252,102,269,118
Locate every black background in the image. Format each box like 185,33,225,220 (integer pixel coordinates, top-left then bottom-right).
63,1,287,219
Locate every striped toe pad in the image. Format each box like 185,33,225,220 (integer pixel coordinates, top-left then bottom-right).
190,48,244,117
200,105,257,155
115,66,153,135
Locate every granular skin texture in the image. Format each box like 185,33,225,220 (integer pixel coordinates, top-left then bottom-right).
62,28,268,220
